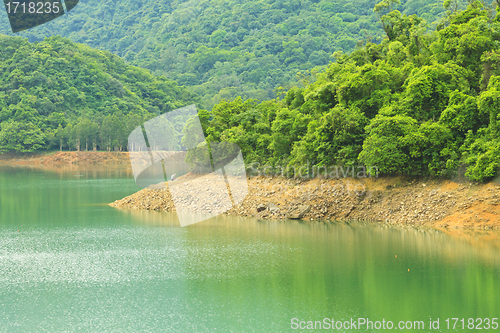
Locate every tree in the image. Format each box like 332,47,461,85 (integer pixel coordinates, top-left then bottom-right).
358,115,417,174
0,121,46,153
54,125,67,151
439,91,483,134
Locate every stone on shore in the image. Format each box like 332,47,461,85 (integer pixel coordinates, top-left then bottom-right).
267,203,280,213
256,204,266,212
287,205,311,219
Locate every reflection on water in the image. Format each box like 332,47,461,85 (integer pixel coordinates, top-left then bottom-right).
0,163,134,177
123,208,500,264
0,166,499,332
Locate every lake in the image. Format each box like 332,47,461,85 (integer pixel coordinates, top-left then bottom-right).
0,165,499,332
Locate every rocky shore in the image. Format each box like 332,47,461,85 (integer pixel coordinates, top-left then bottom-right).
110,173,500,230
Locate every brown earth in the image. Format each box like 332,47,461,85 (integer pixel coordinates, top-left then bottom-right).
0,151,131,166
110,173,500,231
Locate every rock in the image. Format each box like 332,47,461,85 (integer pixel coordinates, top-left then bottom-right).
344,206,355,217
256,204,266,212
287,205,311,219
267,203,280,213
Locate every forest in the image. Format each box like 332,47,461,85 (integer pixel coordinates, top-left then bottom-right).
200,2,500,181
2,1,500,181
0,35,195,152
0,0,449,109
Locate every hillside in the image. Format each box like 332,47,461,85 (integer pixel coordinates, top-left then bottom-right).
197,3,500,182
0,35,195,153
2,3,500,181
0,0,451,108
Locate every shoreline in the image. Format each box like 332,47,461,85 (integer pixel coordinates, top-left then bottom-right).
2,152,499,231
110,173,500,231
0,151,131,166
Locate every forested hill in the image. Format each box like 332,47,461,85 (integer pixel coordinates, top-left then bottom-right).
2,2,500,182
0,35,196,152
0,0,448,108
200,3,500,182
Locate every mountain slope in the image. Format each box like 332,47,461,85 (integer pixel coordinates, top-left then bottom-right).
0,34,196,152
198,4,500,181
0,0,449,108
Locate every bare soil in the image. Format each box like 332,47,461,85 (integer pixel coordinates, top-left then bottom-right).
0,151,131,166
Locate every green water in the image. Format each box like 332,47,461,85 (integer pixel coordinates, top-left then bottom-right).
0,166,499,332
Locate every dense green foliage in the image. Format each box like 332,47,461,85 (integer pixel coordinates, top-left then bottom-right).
0,35,195,152
0,0,449,108
2,2,500,181
200,3,500,181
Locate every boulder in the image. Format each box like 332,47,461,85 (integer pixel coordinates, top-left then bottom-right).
287,205,311,219
267,203,280,213
256,203,266,212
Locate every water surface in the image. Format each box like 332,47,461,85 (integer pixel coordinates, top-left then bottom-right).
0,166,499,332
